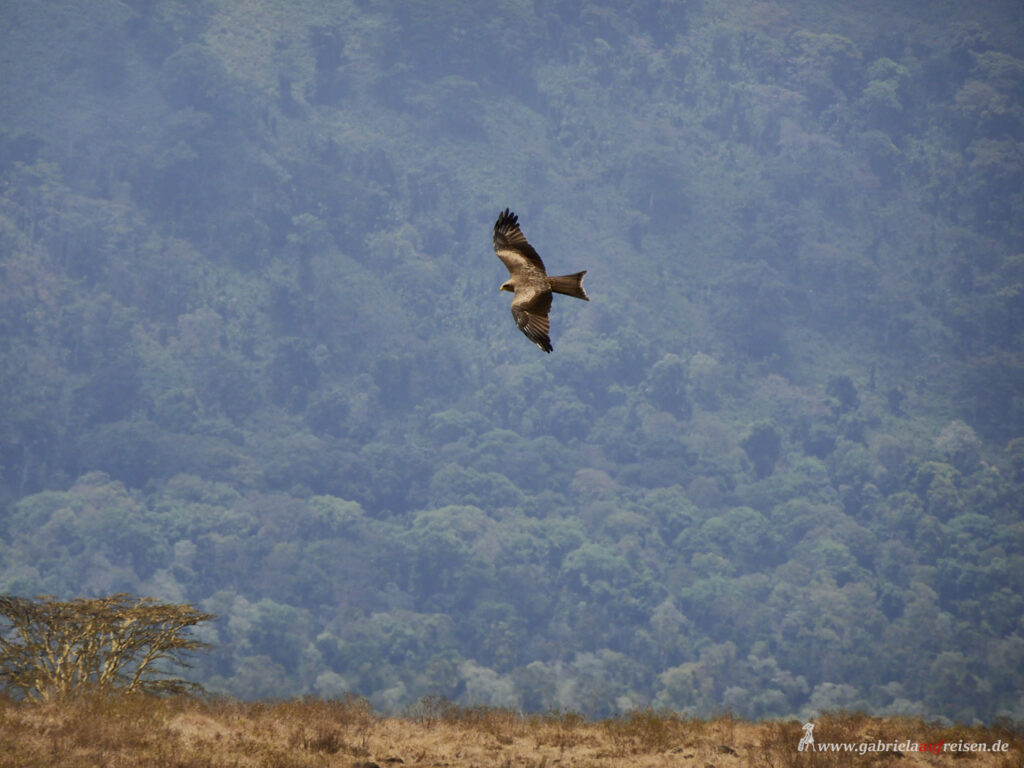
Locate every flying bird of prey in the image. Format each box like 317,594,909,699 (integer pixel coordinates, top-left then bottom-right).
492,208,589,353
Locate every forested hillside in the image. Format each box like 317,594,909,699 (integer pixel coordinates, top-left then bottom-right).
1,0,1022,723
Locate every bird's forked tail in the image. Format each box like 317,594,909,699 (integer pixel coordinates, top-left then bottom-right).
548,271,589,301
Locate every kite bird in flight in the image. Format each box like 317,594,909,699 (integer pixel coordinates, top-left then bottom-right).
492,208,589,353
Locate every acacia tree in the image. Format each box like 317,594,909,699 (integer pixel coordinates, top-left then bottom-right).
0,593,214,700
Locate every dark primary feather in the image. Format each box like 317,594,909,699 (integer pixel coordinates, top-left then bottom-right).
493,208,546,274
511,289,553,353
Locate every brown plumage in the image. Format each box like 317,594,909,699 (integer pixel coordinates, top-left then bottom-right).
492,208,589,353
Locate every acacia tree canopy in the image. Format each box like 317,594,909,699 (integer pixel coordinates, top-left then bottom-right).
0,593,214,700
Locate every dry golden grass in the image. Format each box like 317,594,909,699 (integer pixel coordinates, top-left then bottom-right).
0,694,1020,768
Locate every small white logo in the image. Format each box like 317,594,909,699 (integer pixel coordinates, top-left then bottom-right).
798,722,815,752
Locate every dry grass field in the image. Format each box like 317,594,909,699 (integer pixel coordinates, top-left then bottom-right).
0,694,1020,768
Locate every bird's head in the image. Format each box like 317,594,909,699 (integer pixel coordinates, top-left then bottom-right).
499,281,514,293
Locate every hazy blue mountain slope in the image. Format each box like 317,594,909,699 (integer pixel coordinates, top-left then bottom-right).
0,0,1022,722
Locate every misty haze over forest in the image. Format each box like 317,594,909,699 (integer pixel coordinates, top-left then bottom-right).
1,0,1023,723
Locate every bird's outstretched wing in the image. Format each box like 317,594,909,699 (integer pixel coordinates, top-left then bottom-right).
511,286,553,353
493,208,546,275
